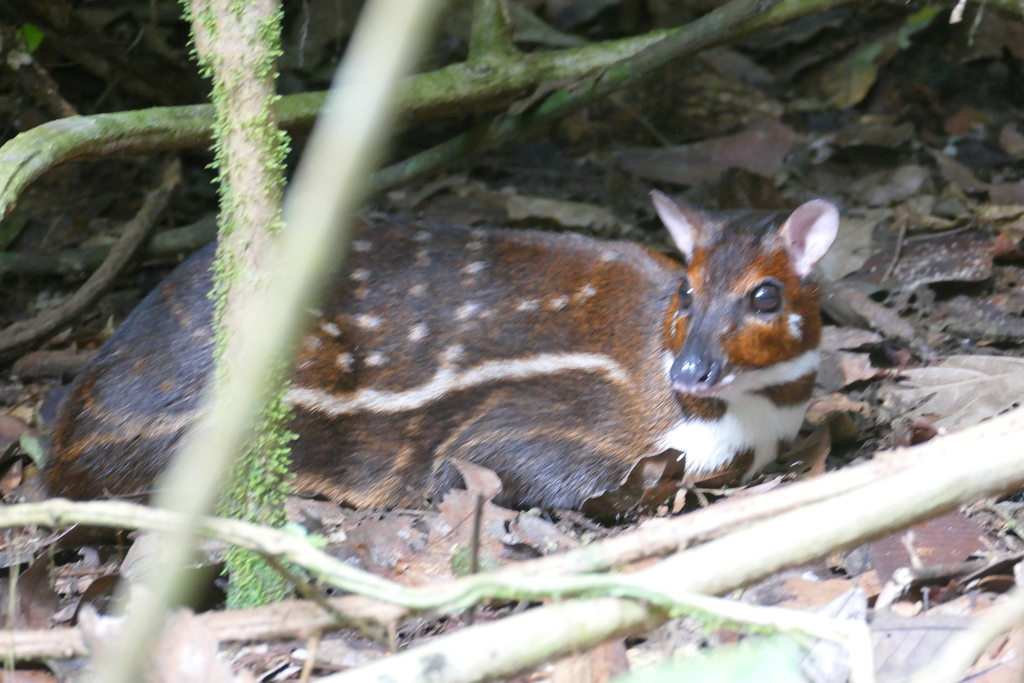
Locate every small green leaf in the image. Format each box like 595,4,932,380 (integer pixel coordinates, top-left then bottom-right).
897,6,942,50
280,522,327,548
450,547,503,577
19,433,45,468
18,23,45,53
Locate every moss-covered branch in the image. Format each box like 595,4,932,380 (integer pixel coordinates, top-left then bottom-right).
468,0,515,60
0,0,825,222
3,0,1021,228
186,0,295,610
4,402,1024,679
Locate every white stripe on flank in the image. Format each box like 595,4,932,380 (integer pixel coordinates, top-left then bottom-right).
285,352,629,416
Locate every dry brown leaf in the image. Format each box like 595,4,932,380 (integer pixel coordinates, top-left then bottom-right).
965,623,1024,682
872,612,975,682
838,352,886,385
976,204,1024,222
505,195,624,232
779,578,855,609
509,513,581,554
616,119,794,185
815,208,890,281
988,183,1024,205
777,424,831,477
150,609,244,683
869,512,986,584
552,639,629,683
805,393,872,424
881,356,1024,430
819,326,883,351
851,165,929,207
1000,123,1024,160
930,149,987,192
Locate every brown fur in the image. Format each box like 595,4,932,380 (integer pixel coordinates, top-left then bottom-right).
757,373,817,407
46,204,830,509
47,217,692,510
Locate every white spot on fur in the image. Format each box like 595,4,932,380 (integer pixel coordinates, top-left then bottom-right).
305,337,323,350
788,313,803,340
352,240,372,252
365,352,387,367
455,302,482,320
600,250,618,262
409,283,427,297
462,261,487,275
336,352,354,371
662,352,675,376
350,268,370,281
441,345,465,363
413,230,432,242
409,323,429,341
467,241,483,251
548,296,568,310
416,249,431,266
356,314,382,329
320,321,341,337
577,283,597,299
516,299,540,311
286,353,630,415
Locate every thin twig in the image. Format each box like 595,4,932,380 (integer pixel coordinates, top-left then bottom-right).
2,0,862,221
0,157,181,359
467,494,484,626
0,214,216,278
369,0,802,191
299,630,321,683
880,207,909,283
0,594,403,660
261,554,386,643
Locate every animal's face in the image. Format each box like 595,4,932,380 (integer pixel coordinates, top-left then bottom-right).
653,193,839,398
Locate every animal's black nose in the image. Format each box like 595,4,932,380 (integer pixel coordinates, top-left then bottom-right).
671,336,722,392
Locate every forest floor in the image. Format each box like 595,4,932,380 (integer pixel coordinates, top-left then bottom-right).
1,1,1024,681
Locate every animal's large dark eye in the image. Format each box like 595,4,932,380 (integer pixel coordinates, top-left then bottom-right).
678,277,694,310
751,282,781,313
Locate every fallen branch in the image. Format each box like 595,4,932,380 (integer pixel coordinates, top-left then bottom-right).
0,0,851,220
6,403,1021,612
0,214,216,278
0,157,181,359
322,403,1024,682
3,402,1023,680
0,593,405,660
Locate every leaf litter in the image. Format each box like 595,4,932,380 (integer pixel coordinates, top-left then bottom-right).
7,2,1024,681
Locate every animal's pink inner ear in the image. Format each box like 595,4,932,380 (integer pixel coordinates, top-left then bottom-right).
650,190,700,262
780,199,839,277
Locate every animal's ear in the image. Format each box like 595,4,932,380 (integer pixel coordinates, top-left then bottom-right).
650,190,710,263
778,199,840,277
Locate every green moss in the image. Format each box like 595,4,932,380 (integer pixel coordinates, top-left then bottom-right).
184,0,294,609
